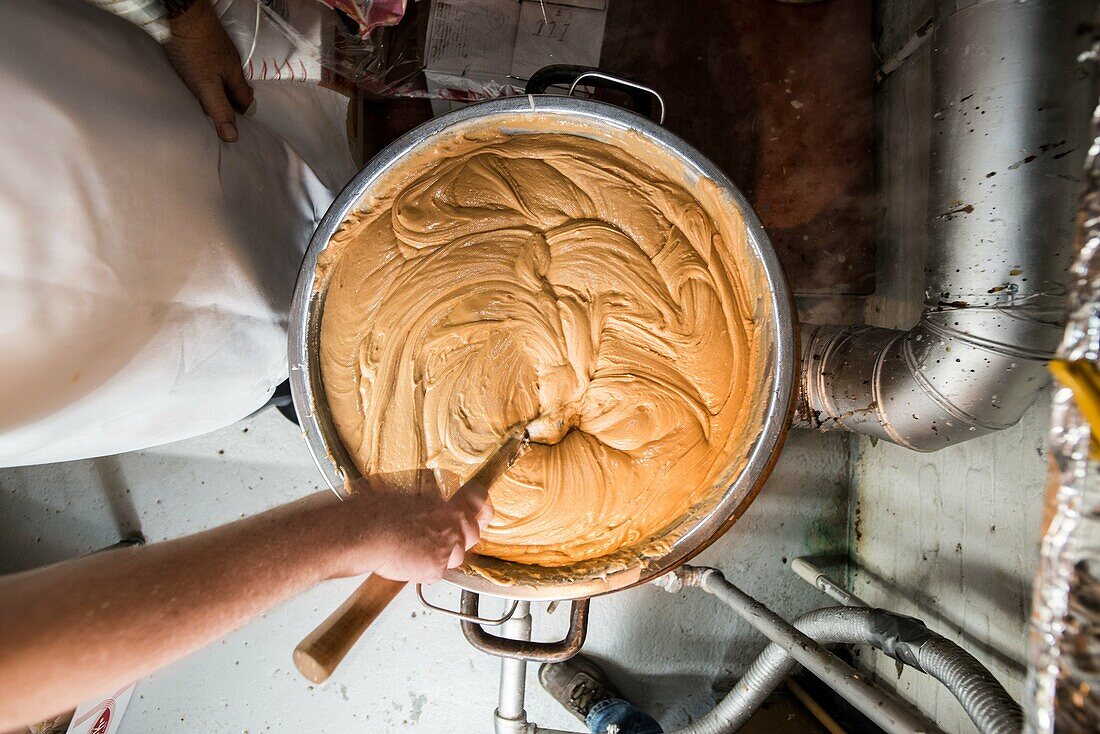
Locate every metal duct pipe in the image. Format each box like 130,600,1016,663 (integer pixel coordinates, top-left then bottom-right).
796,0,1096,451
675,606,1021,734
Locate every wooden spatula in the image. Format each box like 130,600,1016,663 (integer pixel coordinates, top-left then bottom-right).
292,426,530,683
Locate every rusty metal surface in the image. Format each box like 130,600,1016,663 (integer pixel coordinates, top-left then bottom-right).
353,0,877,297
599,0,875,296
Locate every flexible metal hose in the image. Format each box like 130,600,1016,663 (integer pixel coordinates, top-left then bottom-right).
669,607,874,734
669,605,1021,734
917,636,1022,734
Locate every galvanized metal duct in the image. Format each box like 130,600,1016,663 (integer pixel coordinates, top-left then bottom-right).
796,0,1097,451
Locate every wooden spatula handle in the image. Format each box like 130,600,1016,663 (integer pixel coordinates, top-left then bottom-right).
293,575,406,683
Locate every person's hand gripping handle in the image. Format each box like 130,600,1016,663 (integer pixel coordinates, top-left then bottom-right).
292,426,529,683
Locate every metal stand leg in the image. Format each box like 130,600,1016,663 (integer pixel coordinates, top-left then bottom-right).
490,601,586,734
495,601,532,734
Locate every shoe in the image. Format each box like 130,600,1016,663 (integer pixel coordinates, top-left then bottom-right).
247,379,299,426
538,654,623,722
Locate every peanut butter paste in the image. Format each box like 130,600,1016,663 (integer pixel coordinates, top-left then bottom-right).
319,125,760,568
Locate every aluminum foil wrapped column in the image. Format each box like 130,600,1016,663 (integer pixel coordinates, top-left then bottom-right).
1027,83,1100,733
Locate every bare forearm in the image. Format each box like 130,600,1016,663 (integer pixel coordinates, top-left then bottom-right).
0,491,348,729
0,468,487,730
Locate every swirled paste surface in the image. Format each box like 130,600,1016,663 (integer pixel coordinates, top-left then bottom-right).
320,128,758,567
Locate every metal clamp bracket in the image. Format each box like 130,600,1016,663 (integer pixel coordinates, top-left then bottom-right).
461,591,590,662
415,583,519,626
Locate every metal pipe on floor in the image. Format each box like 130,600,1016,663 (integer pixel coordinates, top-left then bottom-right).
668,566,943,734
790,557,868,607
685,605,1020,734
787,559,1023,734
492,569,1010,734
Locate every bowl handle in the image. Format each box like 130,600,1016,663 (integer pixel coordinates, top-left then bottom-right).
414,582,519,625
524,65,666,125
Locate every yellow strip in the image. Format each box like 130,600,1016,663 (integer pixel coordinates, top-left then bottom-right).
1050,359,1100,459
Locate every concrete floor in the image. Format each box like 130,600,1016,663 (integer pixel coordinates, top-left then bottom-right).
0,410,848,733
849,394,1050,734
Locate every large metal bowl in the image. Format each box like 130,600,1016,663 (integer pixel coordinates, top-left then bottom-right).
288,94,796,602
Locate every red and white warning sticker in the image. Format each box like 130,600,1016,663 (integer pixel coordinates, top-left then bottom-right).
65,683,136,734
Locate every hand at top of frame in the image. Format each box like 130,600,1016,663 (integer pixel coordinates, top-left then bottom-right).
165,0,254,142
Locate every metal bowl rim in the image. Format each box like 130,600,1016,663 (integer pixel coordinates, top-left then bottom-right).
288,94,796,601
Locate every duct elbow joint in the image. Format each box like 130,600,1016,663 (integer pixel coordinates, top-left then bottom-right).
795,316,1058,452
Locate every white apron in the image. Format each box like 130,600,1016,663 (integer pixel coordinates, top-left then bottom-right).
0,0,356,466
